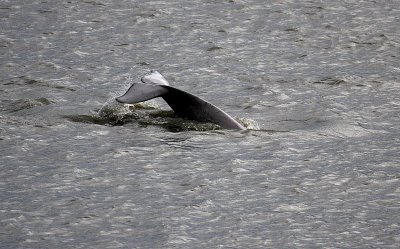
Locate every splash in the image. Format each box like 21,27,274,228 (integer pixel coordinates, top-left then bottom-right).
92,98,222,131
95,98,256,131
236,117,260,130
97,98,160,125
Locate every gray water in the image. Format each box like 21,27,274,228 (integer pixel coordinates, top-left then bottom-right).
1,0,399,248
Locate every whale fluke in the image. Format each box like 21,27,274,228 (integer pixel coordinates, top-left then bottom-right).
116,71,245,130
141,70,170,86
115,83,169,104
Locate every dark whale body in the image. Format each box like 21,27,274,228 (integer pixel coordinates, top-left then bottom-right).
116,71,245,130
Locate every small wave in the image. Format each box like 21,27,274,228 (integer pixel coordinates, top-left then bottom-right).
2,98,54,113
139,116,221,132
313,77,347,85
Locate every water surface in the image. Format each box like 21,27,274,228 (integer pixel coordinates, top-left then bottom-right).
1,0,399,248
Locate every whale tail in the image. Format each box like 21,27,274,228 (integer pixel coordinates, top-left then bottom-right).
141,70,170,86
115,83,168,104
116,71,169,104
116,71,245,130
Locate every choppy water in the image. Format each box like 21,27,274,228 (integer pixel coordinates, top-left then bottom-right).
1,0,400,248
